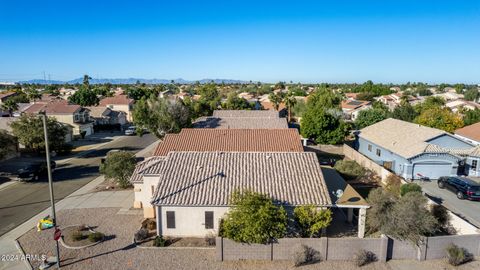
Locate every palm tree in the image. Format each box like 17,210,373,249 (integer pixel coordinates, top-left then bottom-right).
268,92,282,111
1,99,18,116
283,91,297,122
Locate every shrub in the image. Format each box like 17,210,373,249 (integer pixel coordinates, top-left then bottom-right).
99,151,136,188
88,232,104,242
134,228,149,242
153,235,166,247
294,205,332,237
431,204,450,231
70,230,84,242
384,175,402,197
354,249,377,267
145,219,156,231
400,183,422,196
446,244,473,266
293,245,321,267
334,160,366,180
205,233,216,246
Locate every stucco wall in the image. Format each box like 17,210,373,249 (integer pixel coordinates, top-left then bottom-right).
158,206,229,237
107,104,132,121
356,137,408,176
133,176,160,217
426,134,473,149
344,144,394,183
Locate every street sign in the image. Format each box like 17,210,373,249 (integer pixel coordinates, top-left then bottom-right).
53,228,62,241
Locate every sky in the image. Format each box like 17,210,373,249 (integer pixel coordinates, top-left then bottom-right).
0,0,479,84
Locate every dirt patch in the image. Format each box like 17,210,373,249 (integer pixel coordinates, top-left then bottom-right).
92,180,133,192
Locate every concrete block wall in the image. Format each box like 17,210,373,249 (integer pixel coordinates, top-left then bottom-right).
425,235,480,260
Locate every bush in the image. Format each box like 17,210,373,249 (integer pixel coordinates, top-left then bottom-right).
354,249,377,267
446,244,473,266
400,183,422,196
99,151,136,188
70,230,84,242
334,160,366,180
88,232,104,242
144,219,156,231
294,205,332,237
204,233,216,246
384,175,402,197
134,228,149,242
293,245,321,267
153,235,166,247
431,204,450,230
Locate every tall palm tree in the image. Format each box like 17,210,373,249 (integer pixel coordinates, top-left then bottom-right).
1,99,18,116
268,92,282,111
283,91,297,122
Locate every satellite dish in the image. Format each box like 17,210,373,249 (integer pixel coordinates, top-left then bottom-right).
335,189,344,199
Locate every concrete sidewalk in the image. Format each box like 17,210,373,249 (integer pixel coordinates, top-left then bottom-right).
0,140,158,270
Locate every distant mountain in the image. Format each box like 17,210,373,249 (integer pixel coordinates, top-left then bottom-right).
18,78,251,85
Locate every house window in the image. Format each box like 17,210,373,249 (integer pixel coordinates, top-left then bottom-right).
376,149,381,157
368,145,372,152
473,160,478,171
151,185,155,195
205,211,214,229
166,211,175,229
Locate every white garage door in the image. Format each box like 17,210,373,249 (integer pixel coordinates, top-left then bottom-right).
412,162,452,180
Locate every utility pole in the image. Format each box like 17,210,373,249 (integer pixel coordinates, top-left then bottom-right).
40,111,61,269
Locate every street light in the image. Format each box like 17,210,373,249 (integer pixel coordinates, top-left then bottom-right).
40,111,61,269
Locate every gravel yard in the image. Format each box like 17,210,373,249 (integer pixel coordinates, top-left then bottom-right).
17,207,478,270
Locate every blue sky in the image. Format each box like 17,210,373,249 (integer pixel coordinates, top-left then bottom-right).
0,0,479,83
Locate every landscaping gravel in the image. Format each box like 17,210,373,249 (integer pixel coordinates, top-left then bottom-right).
17,207,479,270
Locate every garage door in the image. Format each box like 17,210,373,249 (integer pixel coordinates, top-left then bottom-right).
412,162,452,180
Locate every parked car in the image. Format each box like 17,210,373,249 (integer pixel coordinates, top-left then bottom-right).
124,126,136,136
438,176,480,200
16,161,56,181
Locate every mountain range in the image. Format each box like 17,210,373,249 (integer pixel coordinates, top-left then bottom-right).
17,78,252,85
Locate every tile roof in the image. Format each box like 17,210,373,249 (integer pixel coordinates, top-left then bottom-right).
193,116,288,129
153,128,303,156
0,91,17,100
129,156,165,183
212,110,279,118
23,102,82,114
99,95,134,106
341,100,371,110
86,106,110,118
150,152,332,206
455,122,480,143
358,118,445,158
424,144,480,158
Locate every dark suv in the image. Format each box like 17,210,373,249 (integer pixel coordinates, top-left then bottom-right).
438,176,480,200
16,161,56,181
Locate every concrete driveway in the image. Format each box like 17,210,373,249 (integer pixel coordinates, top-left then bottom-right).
417,179,480,228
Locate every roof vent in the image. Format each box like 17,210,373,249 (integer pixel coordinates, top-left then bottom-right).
266,154,272,160
196,165,203,170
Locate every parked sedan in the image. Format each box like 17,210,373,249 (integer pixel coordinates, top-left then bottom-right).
16,161,56,181
124,126,136,136
438,176,480,200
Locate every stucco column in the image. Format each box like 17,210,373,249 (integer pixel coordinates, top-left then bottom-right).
347,208,353,223
156,206,162,236
358,208,366,238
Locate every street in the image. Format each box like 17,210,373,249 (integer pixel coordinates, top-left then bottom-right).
418,180,480,228
0,133,157,236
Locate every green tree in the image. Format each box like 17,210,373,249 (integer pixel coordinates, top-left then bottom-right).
400,183,422,196
0,130,17,160
68,88,99,106
355,108,388,129
10,114,69,153
415,96,445,114
294,205,332,237
83,74,92,90
1,99,18,116
283,91,297,122
463,109,480,126
464,89,479,101
224,92,251,110
26,89,41,102
133,97,191,138
301,106,350,144
454,83,465,94
391,103,418,122
268,92,283,111
415,107,463,133
307,86,340,109
99,151,136,188
221,190,287,244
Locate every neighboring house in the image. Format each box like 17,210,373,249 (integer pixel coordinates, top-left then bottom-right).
193,110,288,129
341,100,371,121
455,122,480,146
446,100,480,113
98,95,134,122
131,128,304,218
376,93,419,110
0,91,18,104
433,91,464,101
355,118,476,180
86,106,127,126
23,103,94,137
150,152,333,238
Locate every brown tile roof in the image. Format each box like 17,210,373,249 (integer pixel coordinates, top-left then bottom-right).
153,128,304,156
23,102,81,114
455,122,480,143
0,91,17,100
212,110,279,118
99,95,134,106
150,152,332,206
193,116,288,129
260,101,286,111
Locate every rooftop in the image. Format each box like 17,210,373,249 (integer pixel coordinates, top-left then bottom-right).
23,102,82,115
455,122,480,143
212,110,279,118
99,95,134,106
151,152,332,207
358,118,446,158
193,116,289,129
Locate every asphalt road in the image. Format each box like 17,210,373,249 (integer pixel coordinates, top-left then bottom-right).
0,133,157,236
418,180,480,228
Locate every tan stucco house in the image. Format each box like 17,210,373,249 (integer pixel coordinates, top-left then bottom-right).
99,95,134,122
